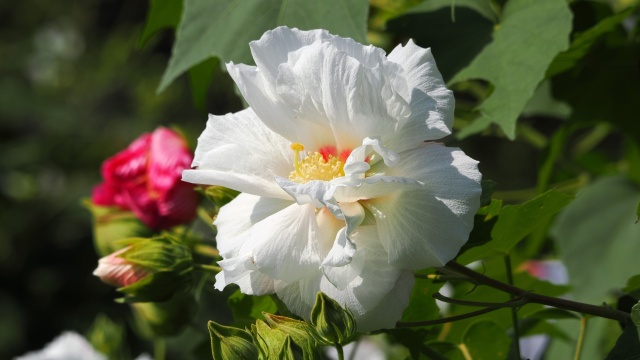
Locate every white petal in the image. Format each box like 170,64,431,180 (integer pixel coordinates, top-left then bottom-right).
214,254,256,291
274,226,410,331
214,193,292,257
354,270,415,331
365,143,482,269
387,40,454,150
322,243,365,290
276,177,336,209
321,227,356,268
245,203,322,282
16,332,107,360
182,108,292,199
230,270,275,296
227,62,334,148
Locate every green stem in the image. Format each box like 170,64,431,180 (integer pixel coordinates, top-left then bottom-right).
193,263,222,273
397,302,517,327
574,317,588,360
504,255,522,360
154,337,165,360
335,342,344,360
193,244,220,258
433,292,527,308
445,261,630,322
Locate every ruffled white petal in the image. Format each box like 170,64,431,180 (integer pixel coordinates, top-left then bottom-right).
274,226,410,331
242,203,322,282
214,193,292,257
365,143,482,269
216,269,275,296
182,108,292,199
354,269,414,331
386,40,455,152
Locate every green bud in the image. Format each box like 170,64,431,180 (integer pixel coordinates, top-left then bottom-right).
277,335,304,360
310,292,356,345
84,200,152,257
94,235,193,303
208,321,258,360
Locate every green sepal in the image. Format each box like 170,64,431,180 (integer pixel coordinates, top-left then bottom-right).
208,321,258,360
115,235,193,303
252,320,290,359
83,199,152,257
309,292,356,345
262,312,324,351
86,314,130,360
200,186,240,208
277,335,304,360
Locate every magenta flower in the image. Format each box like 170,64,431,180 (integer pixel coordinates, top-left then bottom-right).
92,127,198,230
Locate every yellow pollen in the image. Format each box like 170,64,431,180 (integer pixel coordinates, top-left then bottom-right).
289,144,345,183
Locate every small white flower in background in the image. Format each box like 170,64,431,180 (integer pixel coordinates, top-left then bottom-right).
183,26,482,331
14,331,153,360
14,332,106,360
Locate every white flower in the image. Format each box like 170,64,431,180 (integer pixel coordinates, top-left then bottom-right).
15,332,106,360
183,26,481,331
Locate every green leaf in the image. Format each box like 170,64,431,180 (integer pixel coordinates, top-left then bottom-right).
140,0,183,47
401,272,443,323
452,0,572,139
386,6,494,82
405,0,497,22
188,57,219,110
459,190,573,263
228,290,278,327
424,341,465,360
546,6,636,77
551,176,640,304
159,0,368,92
605,320,640,360
457,199,501,258
462,320,511,360
480,180,497,207
624,275,640,296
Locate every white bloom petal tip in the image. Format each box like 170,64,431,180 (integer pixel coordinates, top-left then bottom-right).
187,26,481,331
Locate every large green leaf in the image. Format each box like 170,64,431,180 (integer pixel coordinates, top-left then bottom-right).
159,0,368,92
228,290,278,327
605,320,640,360
548,176,640,359
458,189,574,263
552,176,640,304
452,0,572,139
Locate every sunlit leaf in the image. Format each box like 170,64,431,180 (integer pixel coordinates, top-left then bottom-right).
459,189,573,263
228,290,277,327
159,0,368,92
452,0,572,139
462,320,511,359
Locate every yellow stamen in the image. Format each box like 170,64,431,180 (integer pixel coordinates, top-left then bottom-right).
289,143,345,184
291,142,305,174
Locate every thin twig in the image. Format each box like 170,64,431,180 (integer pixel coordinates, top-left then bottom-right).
504,255,522,360
433,292,527,308
445,261,630,323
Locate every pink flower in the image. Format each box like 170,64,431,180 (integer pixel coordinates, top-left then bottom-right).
92,127,198,230
93,247,151,288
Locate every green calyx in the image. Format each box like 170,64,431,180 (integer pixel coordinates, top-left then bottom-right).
116,235,193,303
309,292,356,345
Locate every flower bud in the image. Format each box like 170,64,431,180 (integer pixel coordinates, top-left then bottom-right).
208,321,258,360
310,292,356,345
91,127,199,230
277,335,304,360
93,236,193,303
